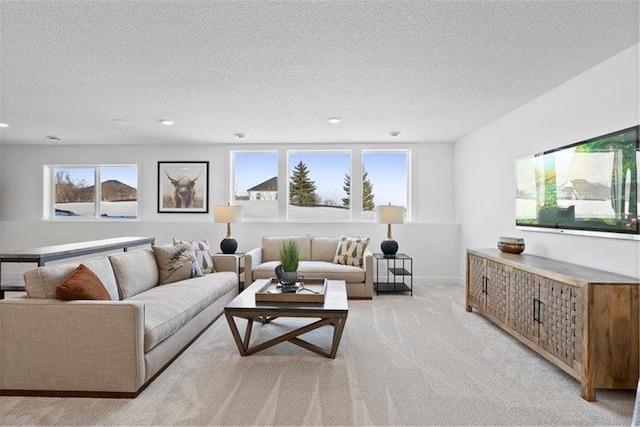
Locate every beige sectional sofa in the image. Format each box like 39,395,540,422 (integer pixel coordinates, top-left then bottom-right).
244,235,373,299
0,248,238,397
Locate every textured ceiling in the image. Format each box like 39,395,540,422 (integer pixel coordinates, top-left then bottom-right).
0,0,638,145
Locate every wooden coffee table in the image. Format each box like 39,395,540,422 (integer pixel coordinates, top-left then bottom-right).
224,279,348,358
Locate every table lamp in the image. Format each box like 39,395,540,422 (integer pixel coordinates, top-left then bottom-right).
214,204,243,254
376,204,404,257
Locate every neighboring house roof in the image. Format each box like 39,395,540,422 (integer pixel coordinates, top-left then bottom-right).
247,177,277,192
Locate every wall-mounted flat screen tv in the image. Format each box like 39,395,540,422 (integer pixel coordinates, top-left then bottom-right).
516,126,639,236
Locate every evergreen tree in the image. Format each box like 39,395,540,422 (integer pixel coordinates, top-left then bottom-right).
341,174,351,208
289,161,318,206
362,169,375,211
342,167,375,210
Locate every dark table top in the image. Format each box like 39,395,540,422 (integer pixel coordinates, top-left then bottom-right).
0,236,155,263
225,278,348,313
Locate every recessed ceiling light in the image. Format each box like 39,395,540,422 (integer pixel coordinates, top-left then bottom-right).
235,133,246,139
160,119,174,126
0,123,9,128
328,117,340,124
389,131,401,138
46,135,61,141
113,119,128,125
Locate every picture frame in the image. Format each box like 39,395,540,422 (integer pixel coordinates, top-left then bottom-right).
157,161,209,213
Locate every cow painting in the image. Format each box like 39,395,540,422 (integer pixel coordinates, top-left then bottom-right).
165,170,200,208
158,162,209,213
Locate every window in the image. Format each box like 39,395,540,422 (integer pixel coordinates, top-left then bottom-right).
362,151,409,220
50,165,138,219
230,149,411,222
232,151,278,220
288,151,351,221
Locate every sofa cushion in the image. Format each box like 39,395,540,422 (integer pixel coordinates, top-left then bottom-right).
262,235,311,262
311,236,341,262
127,271,237,352
252,260,365,283
334,235,370,267
173,238,215,273
152,244,203,285
252,261,280,280
300,261,366,282
109,248,159,299
55,264,112,300
24,256,119,300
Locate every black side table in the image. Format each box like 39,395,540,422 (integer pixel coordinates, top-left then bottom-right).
216,252,246,291
373,253,413,296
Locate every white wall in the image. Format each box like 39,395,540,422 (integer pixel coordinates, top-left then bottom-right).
454,44,640,279
0,142,459,283
3,45,638,284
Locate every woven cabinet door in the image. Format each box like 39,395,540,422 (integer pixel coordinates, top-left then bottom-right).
539,278,583,367
509,268,540,343
571,286,583,365
485,260,509,323
468,254,486,310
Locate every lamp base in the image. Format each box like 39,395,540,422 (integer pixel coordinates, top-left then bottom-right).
380,239,398,257
220,238,238,254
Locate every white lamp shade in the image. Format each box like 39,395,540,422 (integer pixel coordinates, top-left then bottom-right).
214,205,243,223
376,205,404,224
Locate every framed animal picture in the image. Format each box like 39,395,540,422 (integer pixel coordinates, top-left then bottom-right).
157,161,209,213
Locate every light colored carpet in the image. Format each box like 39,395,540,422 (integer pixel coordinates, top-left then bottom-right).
0,283,635,426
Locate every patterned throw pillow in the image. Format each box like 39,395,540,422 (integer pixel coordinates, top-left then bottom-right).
153,243,203,285
173,238,215,273
333,235,370,267
55,264,112,300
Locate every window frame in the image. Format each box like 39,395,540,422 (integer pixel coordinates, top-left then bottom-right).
286,149,353,222
362,149,411,222
230,148,412,223
230,150,279,221
45,164,140,221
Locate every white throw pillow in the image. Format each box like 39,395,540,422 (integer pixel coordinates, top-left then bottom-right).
173,238,215,273
333,235,369,267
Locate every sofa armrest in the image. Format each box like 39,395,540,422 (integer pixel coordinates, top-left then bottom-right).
212,254,239,273
362,249,374,298
0,299,145,394
243,247,262,284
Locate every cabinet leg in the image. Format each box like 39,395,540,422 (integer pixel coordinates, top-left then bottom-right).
580,384,596,402
465,304,472,312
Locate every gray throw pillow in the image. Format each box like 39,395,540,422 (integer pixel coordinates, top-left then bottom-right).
173,238,216,273
152,243,203,285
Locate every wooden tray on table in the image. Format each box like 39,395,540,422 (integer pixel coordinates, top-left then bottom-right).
254,278,327,304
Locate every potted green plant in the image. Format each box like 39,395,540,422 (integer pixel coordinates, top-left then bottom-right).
275,240,299,289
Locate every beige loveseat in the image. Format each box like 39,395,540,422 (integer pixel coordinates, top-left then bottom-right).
244,235,373,299
0,248,238,397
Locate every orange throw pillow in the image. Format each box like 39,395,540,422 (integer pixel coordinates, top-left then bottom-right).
56,264,111,300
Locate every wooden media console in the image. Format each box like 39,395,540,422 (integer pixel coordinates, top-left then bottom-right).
466,248,639,402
